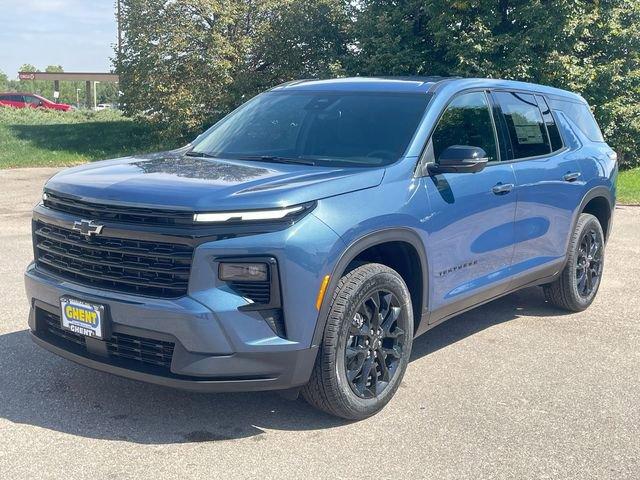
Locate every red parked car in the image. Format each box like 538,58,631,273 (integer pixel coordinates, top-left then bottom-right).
0,93,72,111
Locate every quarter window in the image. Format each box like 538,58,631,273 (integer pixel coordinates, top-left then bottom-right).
494,92,550,159
430,91,498,163
548,99,605,142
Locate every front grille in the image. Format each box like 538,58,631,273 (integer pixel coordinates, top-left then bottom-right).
41,309,175,371
230,281,271,304
45,310,87,347
43,191,194,226
106,332,174,368
34,221,193,298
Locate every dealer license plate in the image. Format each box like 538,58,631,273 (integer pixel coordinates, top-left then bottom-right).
60,297,105,340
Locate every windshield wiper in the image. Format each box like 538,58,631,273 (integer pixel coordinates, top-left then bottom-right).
234,155,316,166
185,150,218,159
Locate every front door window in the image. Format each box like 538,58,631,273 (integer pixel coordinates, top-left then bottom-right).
430,91,498,163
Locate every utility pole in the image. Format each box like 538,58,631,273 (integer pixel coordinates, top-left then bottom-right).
93,81,100,110
117,0,122,68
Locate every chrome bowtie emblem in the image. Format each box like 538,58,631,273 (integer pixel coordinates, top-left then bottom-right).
72,219,104,238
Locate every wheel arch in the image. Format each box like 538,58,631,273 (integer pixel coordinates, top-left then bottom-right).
555,186,614,275
311,228,429,347
577,186,614,242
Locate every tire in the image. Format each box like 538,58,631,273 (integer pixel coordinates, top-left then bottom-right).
302,263,414,420
543,213,605,312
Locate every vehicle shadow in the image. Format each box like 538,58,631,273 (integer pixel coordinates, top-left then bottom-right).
409,286,567,360
0,287,565,444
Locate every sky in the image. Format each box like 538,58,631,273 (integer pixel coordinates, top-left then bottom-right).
0,0,117,78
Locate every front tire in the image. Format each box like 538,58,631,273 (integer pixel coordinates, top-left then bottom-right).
302,263,413,420
544,213,605,312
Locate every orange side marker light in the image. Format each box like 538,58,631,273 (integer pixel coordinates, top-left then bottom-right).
315,275,331,310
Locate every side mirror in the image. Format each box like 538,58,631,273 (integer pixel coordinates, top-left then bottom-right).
428,145,489,174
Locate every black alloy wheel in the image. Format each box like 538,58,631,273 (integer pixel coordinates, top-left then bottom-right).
344,290,406,399
575,228,603,297
544,213,605,312
302,263,414,420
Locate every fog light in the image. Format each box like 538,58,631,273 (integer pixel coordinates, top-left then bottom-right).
219,262,269,282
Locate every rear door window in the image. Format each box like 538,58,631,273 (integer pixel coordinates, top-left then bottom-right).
493,91,551,159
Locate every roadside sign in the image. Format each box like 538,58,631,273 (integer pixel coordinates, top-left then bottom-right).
18,72,36,80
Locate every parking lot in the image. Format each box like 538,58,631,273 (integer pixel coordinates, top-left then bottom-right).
1,167,638,479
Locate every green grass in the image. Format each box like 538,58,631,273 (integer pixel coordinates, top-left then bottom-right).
0,107,179,168
618,167,640,205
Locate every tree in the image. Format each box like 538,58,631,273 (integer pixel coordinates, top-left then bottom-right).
247,0,350,87
0,70,7,91
117,0,640,164
352,0,640,166
19,64,38,73
117,0,350,138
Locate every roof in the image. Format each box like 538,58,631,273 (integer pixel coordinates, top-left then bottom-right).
271,77,446,93
271,76,584,102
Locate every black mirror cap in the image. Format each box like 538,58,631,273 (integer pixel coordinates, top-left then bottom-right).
428,145,489,174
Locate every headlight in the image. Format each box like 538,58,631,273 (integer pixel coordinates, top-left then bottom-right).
218,262,269,282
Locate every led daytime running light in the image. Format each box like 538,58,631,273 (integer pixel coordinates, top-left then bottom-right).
194,205,304,223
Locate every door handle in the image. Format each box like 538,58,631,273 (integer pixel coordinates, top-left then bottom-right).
492,183,514,195
563,172,581,182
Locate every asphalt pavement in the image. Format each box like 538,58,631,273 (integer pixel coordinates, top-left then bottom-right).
0,167,638,479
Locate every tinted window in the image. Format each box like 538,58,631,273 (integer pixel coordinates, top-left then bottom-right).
192,92,431,167
536,95,563,152
431,91,498,162
494,92,550,159
25,96,41,105
549,99,604,142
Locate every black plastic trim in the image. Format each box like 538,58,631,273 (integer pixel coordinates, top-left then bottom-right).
29,331,297,392
573,186,614,245
423,259,564,334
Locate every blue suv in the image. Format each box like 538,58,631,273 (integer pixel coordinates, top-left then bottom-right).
25,77,617,419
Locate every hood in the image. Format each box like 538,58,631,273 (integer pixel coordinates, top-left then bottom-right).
45,151,385,211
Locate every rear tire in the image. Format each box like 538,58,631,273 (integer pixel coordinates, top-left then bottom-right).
302,263,413,420
543,213,605,312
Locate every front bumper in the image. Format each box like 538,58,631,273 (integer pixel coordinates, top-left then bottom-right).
25,264,318,392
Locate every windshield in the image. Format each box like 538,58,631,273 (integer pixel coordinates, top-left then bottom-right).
191,91,431,167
